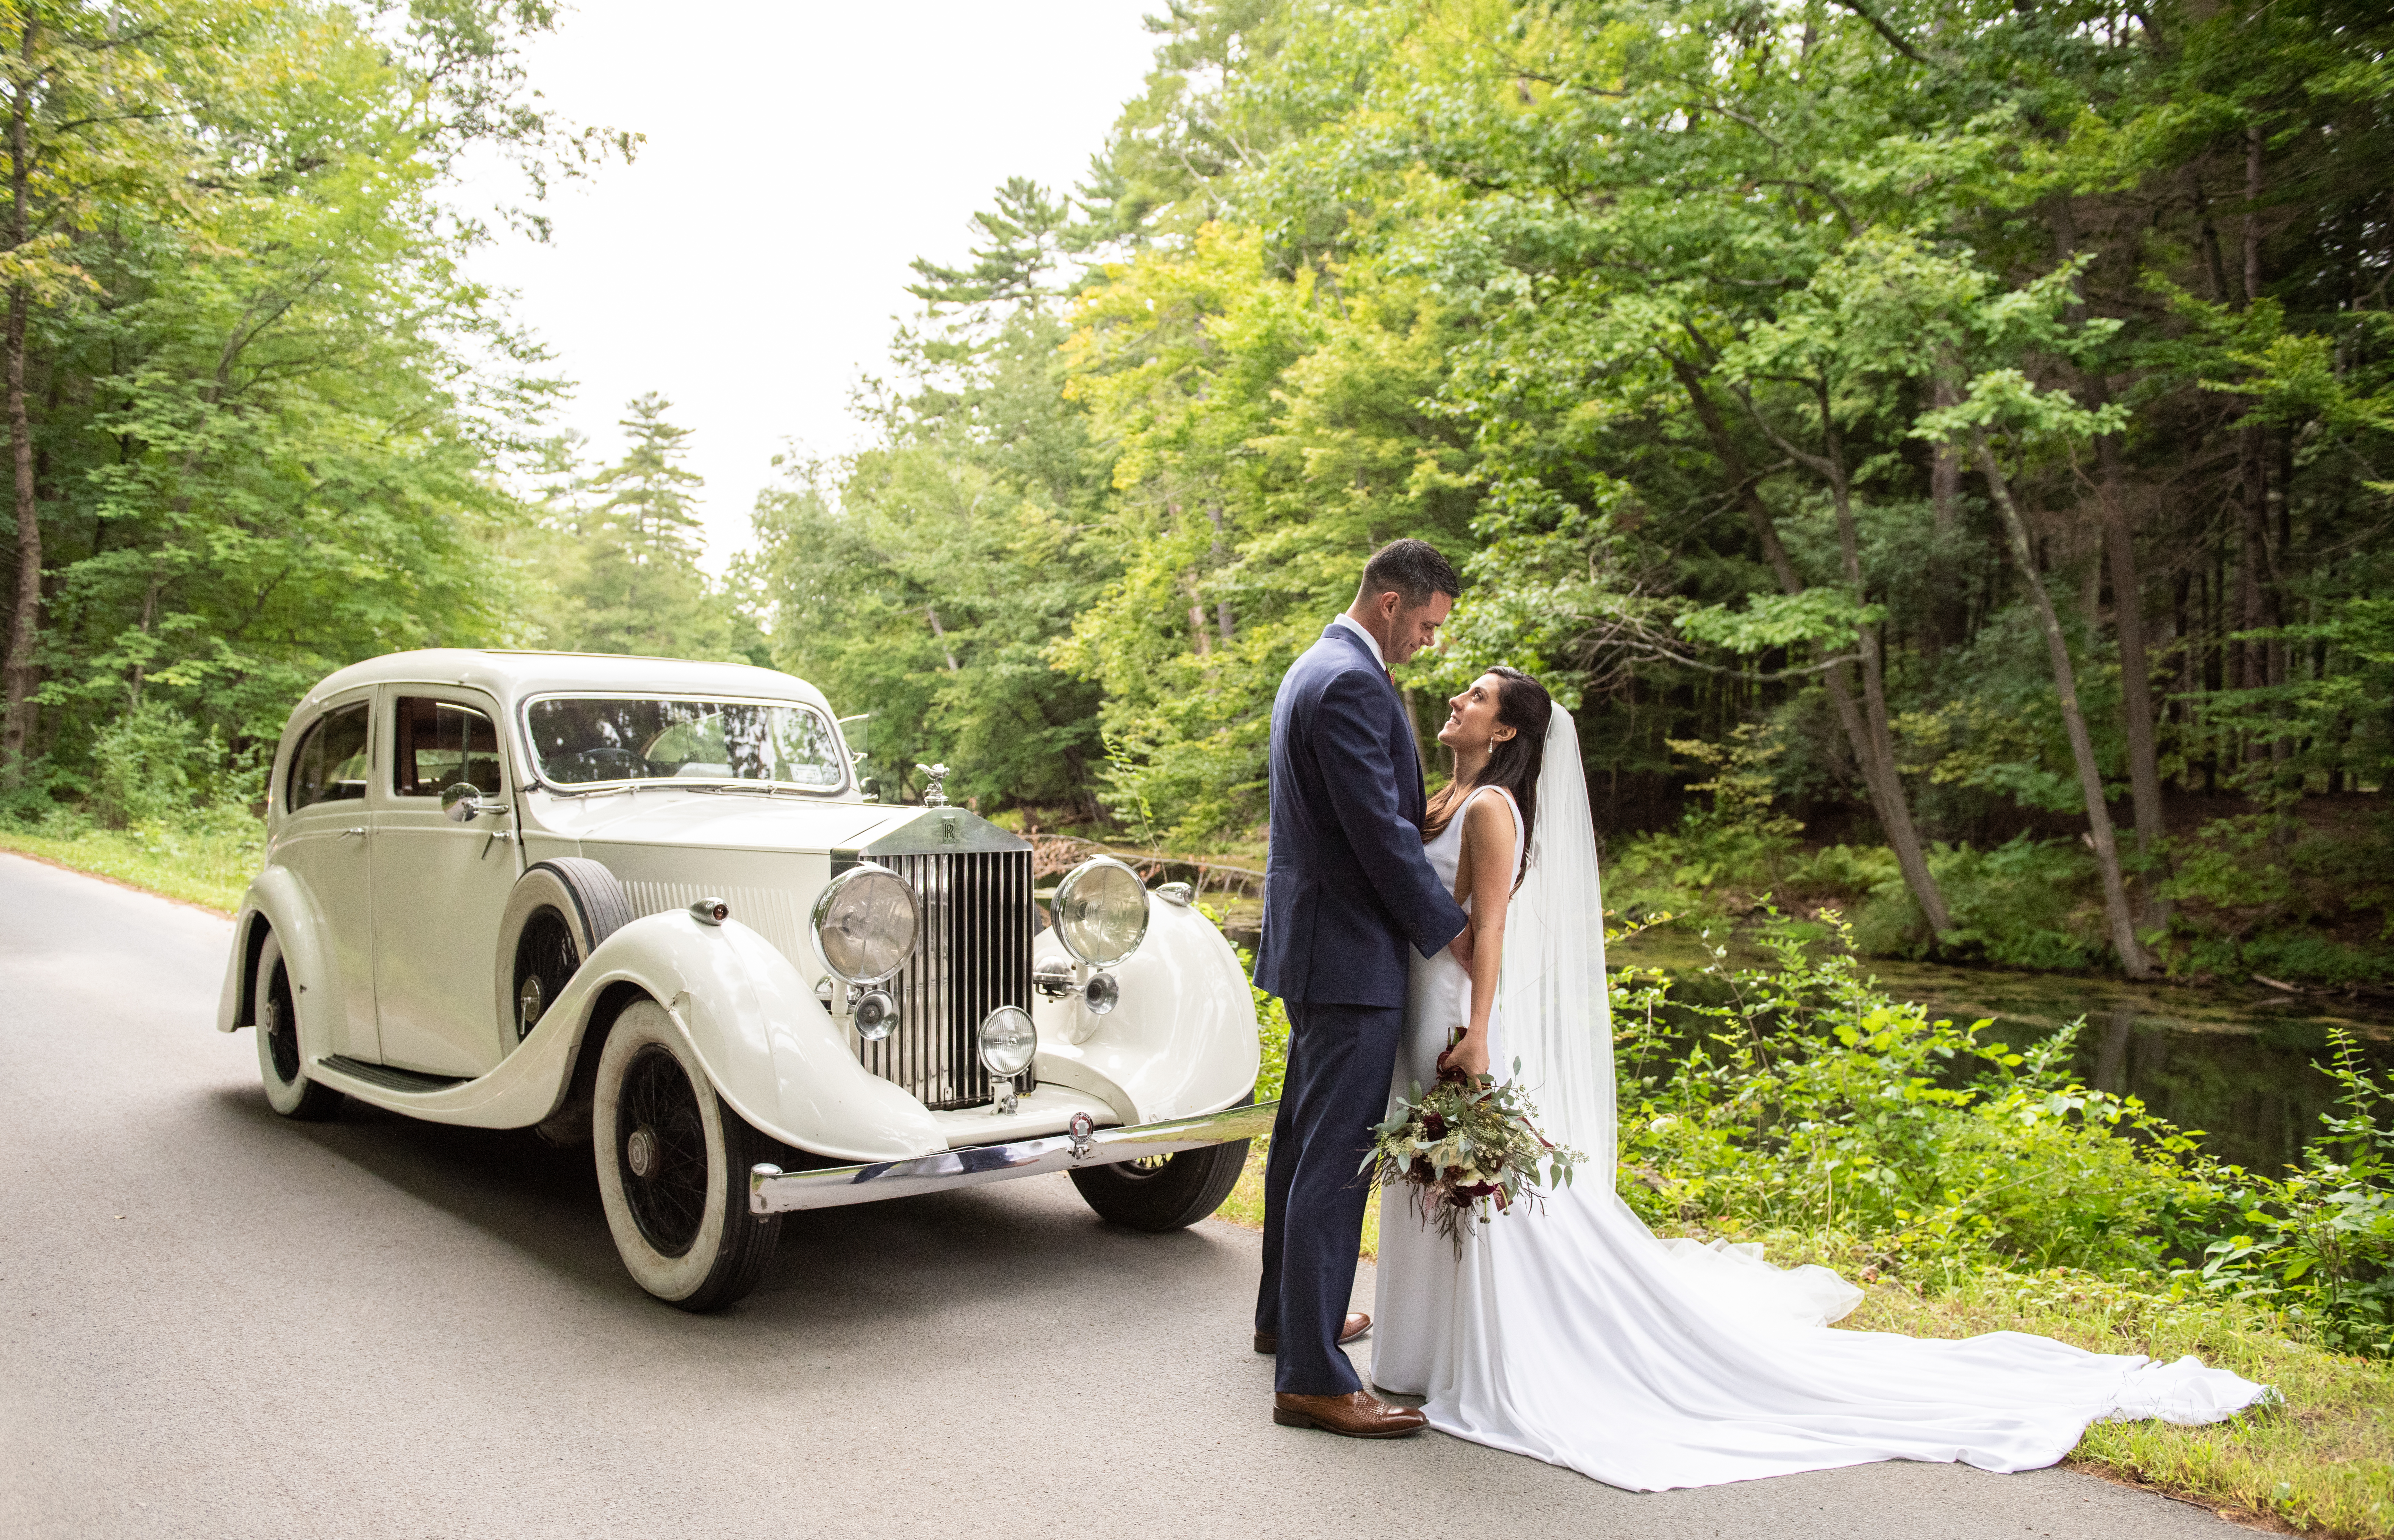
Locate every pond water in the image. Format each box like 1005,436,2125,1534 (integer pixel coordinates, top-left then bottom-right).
1608,931,2394,1175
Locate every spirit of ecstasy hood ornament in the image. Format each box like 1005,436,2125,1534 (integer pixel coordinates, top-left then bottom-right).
917,763,951,808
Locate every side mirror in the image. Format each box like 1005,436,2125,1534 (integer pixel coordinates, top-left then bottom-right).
441,783,507,824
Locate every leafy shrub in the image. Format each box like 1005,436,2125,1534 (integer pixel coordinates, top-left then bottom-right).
1611,911,2394,1354
90,702,207,827
2237,930,2394,988
2185,1033,2394,1357
1780,842,1899,901
1616,912,2196,1275
1852,834,2104,969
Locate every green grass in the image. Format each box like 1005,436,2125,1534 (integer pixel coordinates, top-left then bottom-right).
0,813,260,914
1212,1147,2393,1536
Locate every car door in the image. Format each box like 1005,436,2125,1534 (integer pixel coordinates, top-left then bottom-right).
369,688,525,1079
276,693,382,1062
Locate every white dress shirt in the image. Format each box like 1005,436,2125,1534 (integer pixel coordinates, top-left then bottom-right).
1332,612,1386,669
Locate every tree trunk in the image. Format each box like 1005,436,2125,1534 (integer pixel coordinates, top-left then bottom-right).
2049,195,2168,922
2241,125,2265,309
0,20,35,775
1924,377,1963,655
2101,470,2169,924
924,605,959,672
1671,361,1952,936
1975,437,2151,977
1205,505,1235,642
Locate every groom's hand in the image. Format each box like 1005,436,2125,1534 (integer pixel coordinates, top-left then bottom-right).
1448,926,1475,969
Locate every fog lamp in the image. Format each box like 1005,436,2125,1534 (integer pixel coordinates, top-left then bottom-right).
1081,970,1120,1016
853,988,898,1042
976,1005,1037,1078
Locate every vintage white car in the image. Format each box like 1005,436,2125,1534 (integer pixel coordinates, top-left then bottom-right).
218,649,1267,1309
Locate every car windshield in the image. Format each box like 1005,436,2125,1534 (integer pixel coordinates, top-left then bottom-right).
525,697,846,789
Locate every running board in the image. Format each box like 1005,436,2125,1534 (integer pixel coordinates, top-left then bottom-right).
317,1055,468,1095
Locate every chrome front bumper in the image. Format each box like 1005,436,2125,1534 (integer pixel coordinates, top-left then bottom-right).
749,1099,1276,1216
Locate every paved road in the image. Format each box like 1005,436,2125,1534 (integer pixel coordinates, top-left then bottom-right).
0,852,2242,1540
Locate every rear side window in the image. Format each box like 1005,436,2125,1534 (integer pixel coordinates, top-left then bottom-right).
285,703,371,812
393,697,502,797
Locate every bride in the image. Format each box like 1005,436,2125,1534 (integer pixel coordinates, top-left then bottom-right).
1369,666,2268,1492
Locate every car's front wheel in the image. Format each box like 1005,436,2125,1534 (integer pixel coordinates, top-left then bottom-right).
1068,1109,1251,1232
592,999,782,1310
253,931,343,1121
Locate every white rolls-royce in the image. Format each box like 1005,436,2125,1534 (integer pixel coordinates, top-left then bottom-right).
218,650,1267,1309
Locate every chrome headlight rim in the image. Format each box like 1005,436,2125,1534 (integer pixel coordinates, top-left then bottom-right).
1050,854,1152,969
976,1004,1037,1078
808,861,922,985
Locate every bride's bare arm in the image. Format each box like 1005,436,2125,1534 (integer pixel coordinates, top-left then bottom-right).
1441,794,1516,1079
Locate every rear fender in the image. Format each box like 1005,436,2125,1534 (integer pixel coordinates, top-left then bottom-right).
215,871,338,1066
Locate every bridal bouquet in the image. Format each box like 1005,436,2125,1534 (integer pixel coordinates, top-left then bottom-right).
1361,1059,1582,1242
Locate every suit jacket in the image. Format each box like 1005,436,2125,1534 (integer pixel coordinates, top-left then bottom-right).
1253,623,1470,1007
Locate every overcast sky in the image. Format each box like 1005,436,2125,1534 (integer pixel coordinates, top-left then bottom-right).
451,1,1160,572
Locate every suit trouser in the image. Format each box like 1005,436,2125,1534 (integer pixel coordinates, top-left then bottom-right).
1254,999,1403,1395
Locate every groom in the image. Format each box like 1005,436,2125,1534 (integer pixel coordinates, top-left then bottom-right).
1252,539,1469,1438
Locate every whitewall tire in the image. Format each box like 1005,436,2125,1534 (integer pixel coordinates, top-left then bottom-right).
253,932,343,1121
592,998,782,1310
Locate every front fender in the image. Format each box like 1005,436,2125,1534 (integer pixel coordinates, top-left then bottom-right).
576,911,945,1163
1030,897,1261,1124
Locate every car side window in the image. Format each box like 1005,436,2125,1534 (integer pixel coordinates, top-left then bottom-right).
286,702,372,812
393,696,502,797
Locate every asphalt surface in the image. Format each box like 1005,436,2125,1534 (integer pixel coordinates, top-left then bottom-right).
0,851,2248,1540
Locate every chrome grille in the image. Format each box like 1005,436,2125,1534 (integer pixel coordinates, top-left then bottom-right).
859,850,1034,1110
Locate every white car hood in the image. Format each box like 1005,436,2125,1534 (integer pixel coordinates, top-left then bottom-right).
530,792,935,854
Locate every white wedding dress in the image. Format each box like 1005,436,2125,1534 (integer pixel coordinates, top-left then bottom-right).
1370,715,2268,1492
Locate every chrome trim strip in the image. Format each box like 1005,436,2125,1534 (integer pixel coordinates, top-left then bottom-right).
749,1099,1273,1215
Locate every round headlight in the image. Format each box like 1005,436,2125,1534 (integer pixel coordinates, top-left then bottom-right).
1051,856,1150,967
810,863,920,983
977,1005,1037,1078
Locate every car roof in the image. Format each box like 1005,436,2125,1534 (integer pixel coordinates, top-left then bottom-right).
299,649,836,717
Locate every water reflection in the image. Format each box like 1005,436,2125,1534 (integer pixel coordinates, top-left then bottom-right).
1607,934,2394,1176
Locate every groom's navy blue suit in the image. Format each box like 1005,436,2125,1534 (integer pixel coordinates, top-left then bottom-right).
1255,621,1468,1395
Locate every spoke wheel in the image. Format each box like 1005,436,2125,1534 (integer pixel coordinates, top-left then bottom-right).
511,909,579,1040
592,999,782,1310
617,1043,709,1257
252,930,343,1121
493,858,631,1053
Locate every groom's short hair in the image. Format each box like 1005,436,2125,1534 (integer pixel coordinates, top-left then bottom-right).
1359,539,1460,610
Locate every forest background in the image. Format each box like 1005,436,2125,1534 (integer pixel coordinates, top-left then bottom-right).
3,0,2391,993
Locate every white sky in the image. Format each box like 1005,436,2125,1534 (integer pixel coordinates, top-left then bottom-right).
451,1,1161,573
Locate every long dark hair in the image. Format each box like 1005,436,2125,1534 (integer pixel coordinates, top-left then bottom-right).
1423,666,1551,890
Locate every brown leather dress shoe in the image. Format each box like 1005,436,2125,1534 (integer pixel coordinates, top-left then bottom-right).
1253,1311,1370,1354
1272,1390,1426,1438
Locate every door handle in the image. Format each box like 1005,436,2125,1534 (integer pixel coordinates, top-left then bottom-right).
341,827,369,839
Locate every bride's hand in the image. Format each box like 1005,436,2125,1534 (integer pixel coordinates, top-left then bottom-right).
1439,1029,1490,1080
